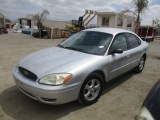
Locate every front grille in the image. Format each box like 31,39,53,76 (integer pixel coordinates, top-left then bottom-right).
19,67,37,81
18,86,36,99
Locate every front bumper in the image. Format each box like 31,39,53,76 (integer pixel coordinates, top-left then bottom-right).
12,68,81,104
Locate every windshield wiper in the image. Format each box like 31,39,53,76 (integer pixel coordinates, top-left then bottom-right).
57,45,82,52
57,46,90,54
64,47,84,52
57,44,65,48
65,47,100,55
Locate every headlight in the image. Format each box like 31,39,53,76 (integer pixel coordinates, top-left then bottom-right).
39,74,72,85
136,106,154,120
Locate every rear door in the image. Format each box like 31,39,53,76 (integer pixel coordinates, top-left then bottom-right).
108,33,131,80
124,33,142,69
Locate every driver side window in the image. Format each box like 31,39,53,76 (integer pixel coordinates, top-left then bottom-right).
110,34,128,51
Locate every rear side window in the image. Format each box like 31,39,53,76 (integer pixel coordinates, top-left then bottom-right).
125,33,140,49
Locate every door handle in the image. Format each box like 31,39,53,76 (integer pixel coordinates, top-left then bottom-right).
126,54,130,57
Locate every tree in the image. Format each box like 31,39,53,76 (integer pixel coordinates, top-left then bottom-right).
33,9,49,38
119,0,149,33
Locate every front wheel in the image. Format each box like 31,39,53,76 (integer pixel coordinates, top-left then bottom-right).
78,73,103,105
152,38,154,41
134,57,145,73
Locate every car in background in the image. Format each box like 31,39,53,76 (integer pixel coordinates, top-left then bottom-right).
136,80,160,120
138,26,157,42
0,26,8,34
13,28,148,105
32,30,47,38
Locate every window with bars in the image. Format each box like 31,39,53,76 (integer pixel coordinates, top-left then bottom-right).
102,17,109,26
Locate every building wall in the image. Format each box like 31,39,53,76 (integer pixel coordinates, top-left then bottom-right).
110,16,116,27
0,13,5,27
0,18,4,26
43,21,69,29
97,16,102,27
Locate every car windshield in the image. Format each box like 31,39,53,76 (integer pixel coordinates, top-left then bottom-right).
58,31,113,55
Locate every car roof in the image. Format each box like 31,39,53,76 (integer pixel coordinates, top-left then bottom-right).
83,28,134,35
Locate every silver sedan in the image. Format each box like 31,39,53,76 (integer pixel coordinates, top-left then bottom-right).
13,28,148,105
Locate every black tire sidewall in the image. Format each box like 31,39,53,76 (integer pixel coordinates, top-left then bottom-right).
78,73,103,105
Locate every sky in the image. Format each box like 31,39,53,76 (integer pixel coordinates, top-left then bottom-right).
0,0,160,25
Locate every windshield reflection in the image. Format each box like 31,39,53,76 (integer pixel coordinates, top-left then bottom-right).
58,31,113,55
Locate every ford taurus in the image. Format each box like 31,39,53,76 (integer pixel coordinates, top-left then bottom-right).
13,28,148,105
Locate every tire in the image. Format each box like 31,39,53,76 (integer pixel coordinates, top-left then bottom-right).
32,32,39,38
43,35,48,39
68,27,73,31
78,73,103,105
134,56,145,73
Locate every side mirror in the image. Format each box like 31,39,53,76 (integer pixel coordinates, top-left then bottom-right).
110,49,123,54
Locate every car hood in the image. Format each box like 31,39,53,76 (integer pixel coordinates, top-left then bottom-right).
19,47,98,78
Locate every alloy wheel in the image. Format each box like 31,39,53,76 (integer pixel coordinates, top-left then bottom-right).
84,79,101,101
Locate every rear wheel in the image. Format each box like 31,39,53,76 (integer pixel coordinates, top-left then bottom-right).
78,73,103,105
134,57,145,73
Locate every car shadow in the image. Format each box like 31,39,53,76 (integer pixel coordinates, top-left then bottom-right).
0,86,84,120
102,71,135,95
0,71,134,120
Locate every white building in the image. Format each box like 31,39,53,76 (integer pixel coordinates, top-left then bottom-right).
19,18,32,28
96,12,136,32
0,13,5,27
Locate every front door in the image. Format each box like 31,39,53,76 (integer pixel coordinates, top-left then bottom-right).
108,33,130,80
